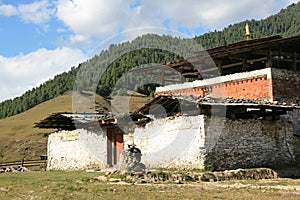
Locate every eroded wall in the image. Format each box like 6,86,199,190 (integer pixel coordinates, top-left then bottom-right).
47,129,108,170
131,115,300,170
205,117,299,170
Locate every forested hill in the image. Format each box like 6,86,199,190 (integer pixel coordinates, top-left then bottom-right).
195,3,300,48
0,2,300,119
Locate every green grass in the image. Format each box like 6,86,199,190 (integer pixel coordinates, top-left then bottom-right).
0,171,300,199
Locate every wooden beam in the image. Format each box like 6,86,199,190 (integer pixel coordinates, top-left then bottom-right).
253,49,300,58
272,57,300,63
220,57,267,69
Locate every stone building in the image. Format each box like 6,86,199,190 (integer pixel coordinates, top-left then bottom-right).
37,34,300,171
131,34,300,170
36,113,125,170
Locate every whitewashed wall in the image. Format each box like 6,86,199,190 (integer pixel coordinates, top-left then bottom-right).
132,115,205,169
132,115,300,170
47,129,107,170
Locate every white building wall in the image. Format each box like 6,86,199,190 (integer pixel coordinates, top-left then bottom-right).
47,129,108,170
131,114,300,170
132,115,205,169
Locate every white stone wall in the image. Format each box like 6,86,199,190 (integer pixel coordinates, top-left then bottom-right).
132,115,205,169
131,115,300,170
47,129,108,170
47,115,300,171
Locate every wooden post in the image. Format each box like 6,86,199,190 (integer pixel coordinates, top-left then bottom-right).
242,59,248,71
179,74,185,83
218,64,222,73
293,52,297,71
160,70,165,86
266,49,272,68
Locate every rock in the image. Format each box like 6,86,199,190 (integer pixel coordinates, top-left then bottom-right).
109,178,121,183
135,178,147,184
5,168,12,172
93,175,107,182
105,171,112,176
0,187,8,192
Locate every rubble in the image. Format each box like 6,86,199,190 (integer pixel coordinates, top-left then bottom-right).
118,144,147,173
100,168,278,184
173,94,300,107
0,166,28,173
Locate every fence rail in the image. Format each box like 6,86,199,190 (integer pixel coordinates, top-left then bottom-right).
0,159,47,168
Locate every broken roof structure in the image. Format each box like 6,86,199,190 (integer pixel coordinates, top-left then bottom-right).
131,35,300,82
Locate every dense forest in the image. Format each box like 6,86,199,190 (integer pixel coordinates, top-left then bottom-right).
0,2,300,119
195,3,300,48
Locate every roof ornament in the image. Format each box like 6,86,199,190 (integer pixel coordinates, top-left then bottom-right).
245,22,251,40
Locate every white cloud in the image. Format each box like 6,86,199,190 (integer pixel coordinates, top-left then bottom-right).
140,0,288,30
0,4,18,16
0,47,86,101
55,0,297,45
288,0,299,4
56,0,134,40
18,0,54,24
55,0,163,46
0,0,54,24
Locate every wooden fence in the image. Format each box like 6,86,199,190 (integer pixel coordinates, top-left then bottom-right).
0,159,47,168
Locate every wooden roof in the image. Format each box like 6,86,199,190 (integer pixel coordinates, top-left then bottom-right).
35,113,116,130
130,35,300,81
35,112,150,130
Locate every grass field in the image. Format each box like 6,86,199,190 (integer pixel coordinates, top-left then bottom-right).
0,171,300,199
0,92,150,162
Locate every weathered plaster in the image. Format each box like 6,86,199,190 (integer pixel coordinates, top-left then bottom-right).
47,129,107,170
131,115,300,170
132,115,205,169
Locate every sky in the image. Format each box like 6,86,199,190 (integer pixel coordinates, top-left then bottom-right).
0,0,299,102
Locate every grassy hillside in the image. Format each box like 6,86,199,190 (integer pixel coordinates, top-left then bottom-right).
0,92,150,162
0,94,72,162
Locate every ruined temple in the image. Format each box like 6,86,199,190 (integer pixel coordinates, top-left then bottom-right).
37,34,300,171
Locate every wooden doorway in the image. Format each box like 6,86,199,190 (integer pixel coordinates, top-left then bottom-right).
107,128,124,166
